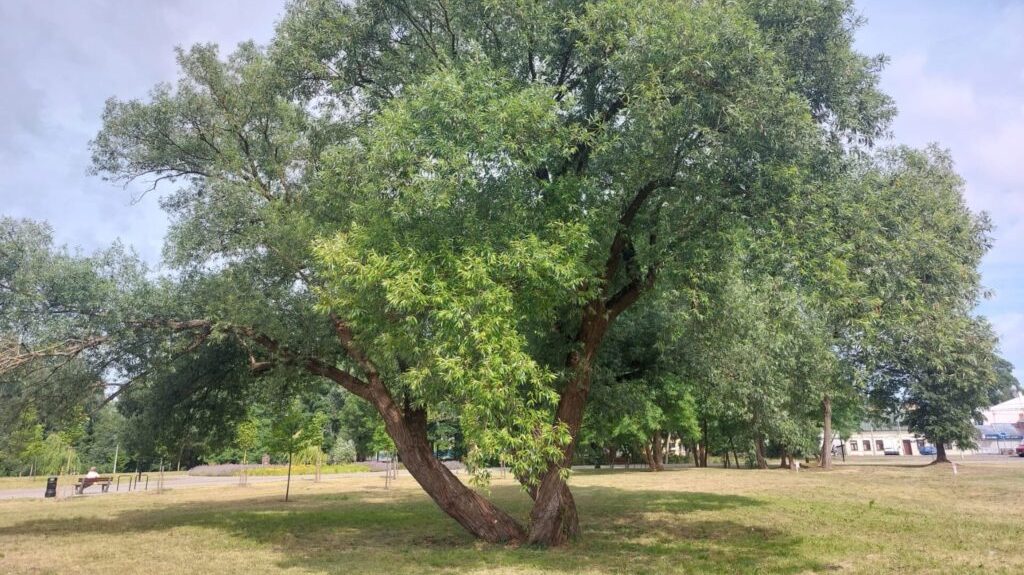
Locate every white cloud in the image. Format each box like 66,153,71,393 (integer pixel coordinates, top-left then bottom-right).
991,312,1024,373
886,52,978,122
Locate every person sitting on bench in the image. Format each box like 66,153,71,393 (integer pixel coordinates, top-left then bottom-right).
76,467,106,493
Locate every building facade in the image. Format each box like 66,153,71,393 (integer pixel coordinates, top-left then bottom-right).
836,395,1024,457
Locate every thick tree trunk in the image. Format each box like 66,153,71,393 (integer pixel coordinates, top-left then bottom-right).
643,442,655,471
652,430,665,471
527,301,614,545
528,387,586,545
754,435,768,470
377,396,527,543
309,324,528,545
934,442,950,464
820,395,833,470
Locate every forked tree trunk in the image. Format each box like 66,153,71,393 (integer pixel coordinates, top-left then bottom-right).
526,301,616,545
820,395,833,470
527,381,587,545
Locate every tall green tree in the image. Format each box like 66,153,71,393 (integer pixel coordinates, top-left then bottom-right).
2,0,892,545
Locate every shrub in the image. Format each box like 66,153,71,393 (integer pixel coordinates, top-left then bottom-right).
329,439,357,464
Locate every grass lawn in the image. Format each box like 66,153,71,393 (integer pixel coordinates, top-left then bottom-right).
241,463,372,476
0,460,1021,574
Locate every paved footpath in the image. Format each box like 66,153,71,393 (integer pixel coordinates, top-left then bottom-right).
0,470,399,501
3,457,1020,501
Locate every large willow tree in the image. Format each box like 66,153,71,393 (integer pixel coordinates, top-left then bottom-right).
77,0,896,544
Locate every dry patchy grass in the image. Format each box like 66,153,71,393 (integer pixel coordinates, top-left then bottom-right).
1,461,1021,574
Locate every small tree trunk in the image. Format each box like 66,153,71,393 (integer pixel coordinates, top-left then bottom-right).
934,442,950,464
285,451,293,502
699,418,709,467
652,431,665,471
728,437,740,468
820,395,834,470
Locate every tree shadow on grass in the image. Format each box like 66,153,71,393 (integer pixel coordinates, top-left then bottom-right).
1,484,825,574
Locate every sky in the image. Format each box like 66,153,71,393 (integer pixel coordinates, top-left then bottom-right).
0,1,1021,378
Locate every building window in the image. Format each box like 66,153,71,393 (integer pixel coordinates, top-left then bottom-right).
876,440,884,451
863,440,871,451
850,441,858,451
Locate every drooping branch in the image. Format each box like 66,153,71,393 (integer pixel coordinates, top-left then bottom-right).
127,317,374,399
0,336,108,374
329,312,381,384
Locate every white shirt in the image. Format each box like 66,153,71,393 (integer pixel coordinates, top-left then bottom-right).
85,470,100,479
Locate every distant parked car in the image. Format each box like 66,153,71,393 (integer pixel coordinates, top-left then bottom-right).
434,449,458,461
918,444,937,456
883,447,900,456
1015,442,1024,457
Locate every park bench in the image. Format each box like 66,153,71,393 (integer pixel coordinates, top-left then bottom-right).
74,475,113,494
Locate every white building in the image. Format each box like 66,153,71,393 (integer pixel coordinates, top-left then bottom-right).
838,395,1024,457
982,395,1024,425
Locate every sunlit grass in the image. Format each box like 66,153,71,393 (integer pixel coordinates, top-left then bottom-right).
1,461,1021,574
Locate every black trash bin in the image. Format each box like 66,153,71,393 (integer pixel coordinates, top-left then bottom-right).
45,476,58,498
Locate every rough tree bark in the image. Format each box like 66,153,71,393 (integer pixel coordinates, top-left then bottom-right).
820,395,833,470
525,177,665,545
754,434,768,470
376,394,528,542
236,318,529,544
652,430,665,471
643,442,655,470
933,442,950,464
